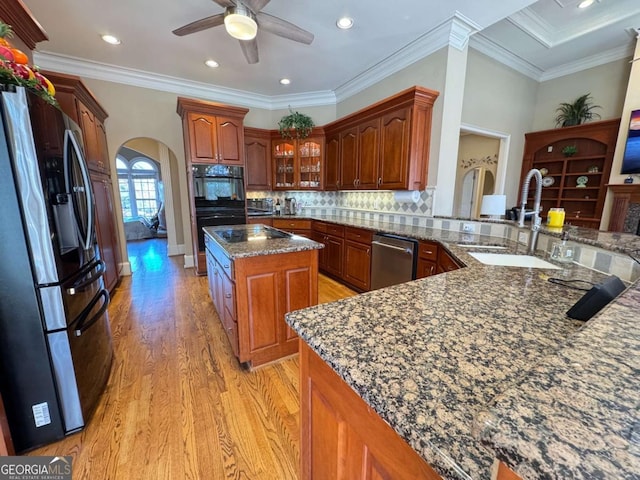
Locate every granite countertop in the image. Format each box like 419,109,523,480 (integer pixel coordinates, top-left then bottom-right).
203,224,323,259
474,280,640,479
284,220,639,479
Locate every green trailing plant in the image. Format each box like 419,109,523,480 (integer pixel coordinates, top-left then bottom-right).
278,108,314,140
562,145,577,157
554,93,601,127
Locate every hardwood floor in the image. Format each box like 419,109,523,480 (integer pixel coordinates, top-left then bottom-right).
29,239,356,479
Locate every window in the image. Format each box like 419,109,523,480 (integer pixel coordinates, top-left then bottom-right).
117,156,161,221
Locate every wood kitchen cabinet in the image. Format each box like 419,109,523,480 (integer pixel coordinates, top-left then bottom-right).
324,132,341,191
343,226,373,291
272,130,325,190
520,119,619,228
244,127,272,191
300,341,441,480
325,86,439,191
177,97,248,274
205,232,318,367
177,97,248,166
312,221,344,279
416,240,439,279
272,218,312,237
44,71,121,291
91,174,121,291
437,248,462,274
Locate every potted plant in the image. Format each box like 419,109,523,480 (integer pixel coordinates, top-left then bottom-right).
554,93,601,127
278,108,314,140
562,145,577,157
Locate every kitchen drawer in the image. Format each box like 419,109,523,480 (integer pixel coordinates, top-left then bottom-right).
205,235,234,280
344,226,373,244
272,218,312,231
325,223,344,237
312,221,328,233
418,241,438,262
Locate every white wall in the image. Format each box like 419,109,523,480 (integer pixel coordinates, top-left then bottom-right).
462,50,539,208
531,58,630,132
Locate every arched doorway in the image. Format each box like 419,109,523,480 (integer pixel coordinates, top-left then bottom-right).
114,138,183,260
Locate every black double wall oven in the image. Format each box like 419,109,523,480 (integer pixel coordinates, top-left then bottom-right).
192,164,247,253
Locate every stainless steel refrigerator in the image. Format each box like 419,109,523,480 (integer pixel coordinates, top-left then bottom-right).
0,86,113,452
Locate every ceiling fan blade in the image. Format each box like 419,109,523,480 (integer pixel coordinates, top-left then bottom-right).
243,0,270,12
211,0,236,7
256,12,314,45
240,38,259,64
173,14,225,36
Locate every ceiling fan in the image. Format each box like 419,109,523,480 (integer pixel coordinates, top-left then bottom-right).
172,0,314,64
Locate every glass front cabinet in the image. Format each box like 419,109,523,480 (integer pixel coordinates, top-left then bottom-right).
273,134,324,190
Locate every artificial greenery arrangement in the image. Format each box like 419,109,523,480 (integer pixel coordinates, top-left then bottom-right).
554,93,600,127
278,108,314,140
0,22,58,107
562,145,578,157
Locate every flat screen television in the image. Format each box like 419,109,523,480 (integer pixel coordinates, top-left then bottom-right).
621,109,640,174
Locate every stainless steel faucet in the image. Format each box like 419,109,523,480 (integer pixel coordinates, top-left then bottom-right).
518,168,543,254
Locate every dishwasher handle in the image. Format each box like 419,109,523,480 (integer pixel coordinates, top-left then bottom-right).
371,240,413,255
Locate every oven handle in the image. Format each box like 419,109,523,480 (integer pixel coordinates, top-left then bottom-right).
66,260,105,295
70,288,110,337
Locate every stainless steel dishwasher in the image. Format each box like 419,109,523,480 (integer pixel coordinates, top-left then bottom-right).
370,234,418,290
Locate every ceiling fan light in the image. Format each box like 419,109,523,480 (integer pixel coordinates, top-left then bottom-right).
224,6,258,40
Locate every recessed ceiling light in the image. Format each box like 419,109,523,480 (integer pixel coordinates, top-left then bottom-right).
577,0,595,9
279,78,291,85
205,59,219,68
336,17,354,30
101,34,121,45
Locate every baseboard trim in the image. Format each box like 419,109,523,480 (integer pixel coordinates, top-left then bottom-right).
119,261,132,276
167,243,185,257
183,255,195,269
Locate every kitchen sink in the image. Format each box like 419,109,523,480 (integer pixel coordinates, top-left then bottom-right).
468,252,561,269
457,244,508,250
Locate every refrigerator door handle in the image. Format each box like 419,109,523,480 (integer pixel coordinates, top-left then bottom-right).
64,129,94,251
66,260,105,295
70,288,109,337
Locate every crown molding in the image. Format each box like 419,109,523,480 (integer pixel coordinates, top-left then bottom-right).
470,34,543,80
538,43,634,81
32,51,336,110
334,12,480,103
509,4,640,49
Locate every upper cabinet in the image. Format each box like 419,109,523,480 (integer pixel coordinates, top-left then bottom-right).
245,127,272,191
177,97,248,166
325,86,439,191
272,130,324,190
44,71,110,175
520,119,620,229
324,133,340,191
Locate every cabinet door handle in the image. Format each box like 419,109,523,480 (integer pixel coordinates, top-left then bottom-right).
225,293,232,298
378,177,382,186
353,179,357,187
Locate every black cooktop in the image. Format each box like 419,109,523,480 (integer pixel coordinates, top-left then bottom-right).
216,226,291,243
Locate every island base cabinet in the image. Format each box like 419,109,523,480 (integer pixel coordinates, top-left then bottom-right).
235,250,318,367
300,342,442,480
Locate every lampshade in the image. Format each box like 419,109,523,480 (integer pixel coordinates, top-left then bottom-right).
480,194,506,217
224,6,258,40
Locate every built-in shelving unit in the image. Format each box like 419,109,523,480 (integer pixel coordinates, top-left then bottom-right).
520,119,620,228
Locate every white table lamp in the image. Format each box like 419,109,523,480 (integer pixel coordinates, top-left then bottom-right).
480,194,506,219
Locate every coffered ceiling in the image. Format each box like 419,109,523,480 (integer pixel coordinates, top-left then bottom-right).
19,0,640,109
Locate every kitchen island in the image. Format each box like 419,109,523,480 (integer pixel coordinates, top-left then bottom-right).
285,223,640,479
203,224,322,367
